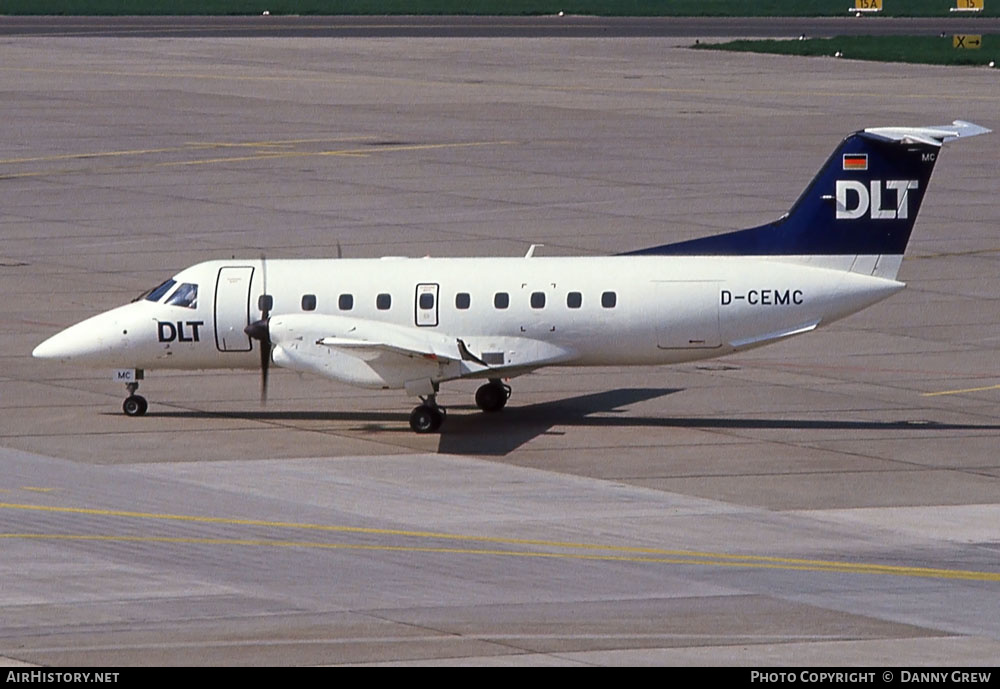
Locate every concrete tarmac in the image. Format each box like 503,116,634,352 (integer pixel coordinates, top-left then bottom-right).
1,33,999,666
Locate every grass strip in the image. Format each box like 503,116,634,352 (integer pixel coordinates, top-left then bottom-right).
693,34,998,66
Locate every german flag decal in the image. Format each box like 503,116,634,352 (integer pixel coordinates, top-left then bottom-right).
843,153,868,171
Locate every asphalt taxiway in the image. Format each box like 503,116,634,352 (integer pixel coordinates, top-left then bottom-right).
2,15,1000,38
1,27,999,665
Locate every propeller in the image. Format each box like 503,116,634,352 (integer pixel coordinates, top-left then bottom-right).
244,255,271,405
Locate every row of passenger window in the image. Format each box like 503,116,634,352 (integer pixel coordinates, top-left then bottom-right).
490,291,617,310
293,290,618,312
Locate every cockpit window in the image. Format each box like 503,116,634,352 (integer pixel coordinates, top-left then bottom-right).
165,282,198,309
141,279,177,303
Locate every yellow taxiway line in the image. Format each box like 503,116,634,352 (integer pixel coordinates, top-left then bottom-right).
2,502,998,583
0,139,516,179
0,136,378,166
922,383,1000,397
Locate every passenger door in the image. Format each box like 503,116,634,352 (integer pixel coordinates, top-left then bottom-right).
214,266,254,352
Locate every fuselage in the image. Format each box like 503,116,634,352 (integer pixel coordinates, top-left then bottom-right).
33,255,905,388
29,120,988,431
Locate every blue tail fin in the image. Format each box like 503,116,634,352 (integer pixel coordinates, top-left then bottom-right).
625,121,989,262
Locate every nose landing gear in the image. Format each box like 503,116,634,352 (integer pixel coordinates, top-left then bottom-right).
122,380,148,417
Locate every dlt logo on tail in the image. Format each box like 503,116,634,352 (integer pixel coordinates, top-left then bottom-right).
836,180,919,220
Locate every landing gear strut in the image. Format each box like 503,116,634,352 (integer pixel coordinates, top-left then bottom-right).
409,395,445,434
406,379,511,433
122,381,148,417
475,379,510,413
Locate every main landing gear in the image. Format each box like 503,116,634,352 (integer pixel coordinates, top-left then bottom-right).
475,379,511,413
122,381,148,417
409,379,512,434
410,396,445,434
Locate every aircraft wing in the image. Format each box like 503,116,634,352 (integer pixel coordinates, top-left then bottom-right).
266,313,575,389
316,335,466,363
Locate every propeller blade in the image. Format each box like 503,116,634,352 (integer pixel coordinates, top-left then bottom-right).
244,318,271,405
249,252,270,405
259,253,269,319
260,336,269,405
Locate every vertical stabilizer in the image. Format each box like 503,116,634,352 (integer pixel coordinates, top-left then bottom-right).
626,121,990,278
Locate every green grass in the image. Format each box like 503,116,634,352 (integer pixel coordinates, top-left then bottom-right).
3,1,998,17
694,35,998,66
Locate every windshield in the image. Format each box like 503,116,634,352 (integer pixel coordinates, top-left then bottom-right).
136,279,177,303
165,282,198,309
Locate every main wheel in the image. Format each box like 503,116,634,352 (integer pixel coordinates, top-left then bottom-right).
475,382,508,413
122,395,148,417
409,404,443,433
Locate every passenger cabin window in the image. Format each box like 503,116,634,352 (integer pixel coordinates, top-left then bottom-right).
418,292,435,310
567,292,582,309
376,293,391,310
530,292,545,309
166,283,199,309
339,294,353,311
258,294,273,312
455,293,471,310
494,292,509,309
601,291,617,308
144,279,176,303
301,294,316,311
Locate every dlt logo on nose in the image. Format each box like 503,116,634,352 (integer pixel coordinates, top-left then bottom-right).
158,321,204,342
836,180,919,220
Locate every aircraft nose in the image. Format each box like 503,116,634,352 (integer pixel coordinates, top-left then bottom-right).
32,309,129,364
32,331,72,360
32,322,111,362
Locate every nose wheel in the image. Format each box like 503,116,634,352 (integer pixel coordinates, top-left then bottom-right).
122,381,148,417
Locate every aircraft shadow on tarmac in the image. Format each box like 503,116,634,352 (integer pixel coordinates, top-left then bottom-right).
437,387,681,455
153,387,1000,457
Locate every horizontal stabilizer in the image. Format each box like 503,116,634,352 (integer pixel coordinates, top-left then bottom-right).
862,120,991,146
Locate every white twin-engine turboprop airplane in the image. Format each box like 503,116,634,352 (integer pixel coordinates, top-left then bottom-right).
33,121,990,433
